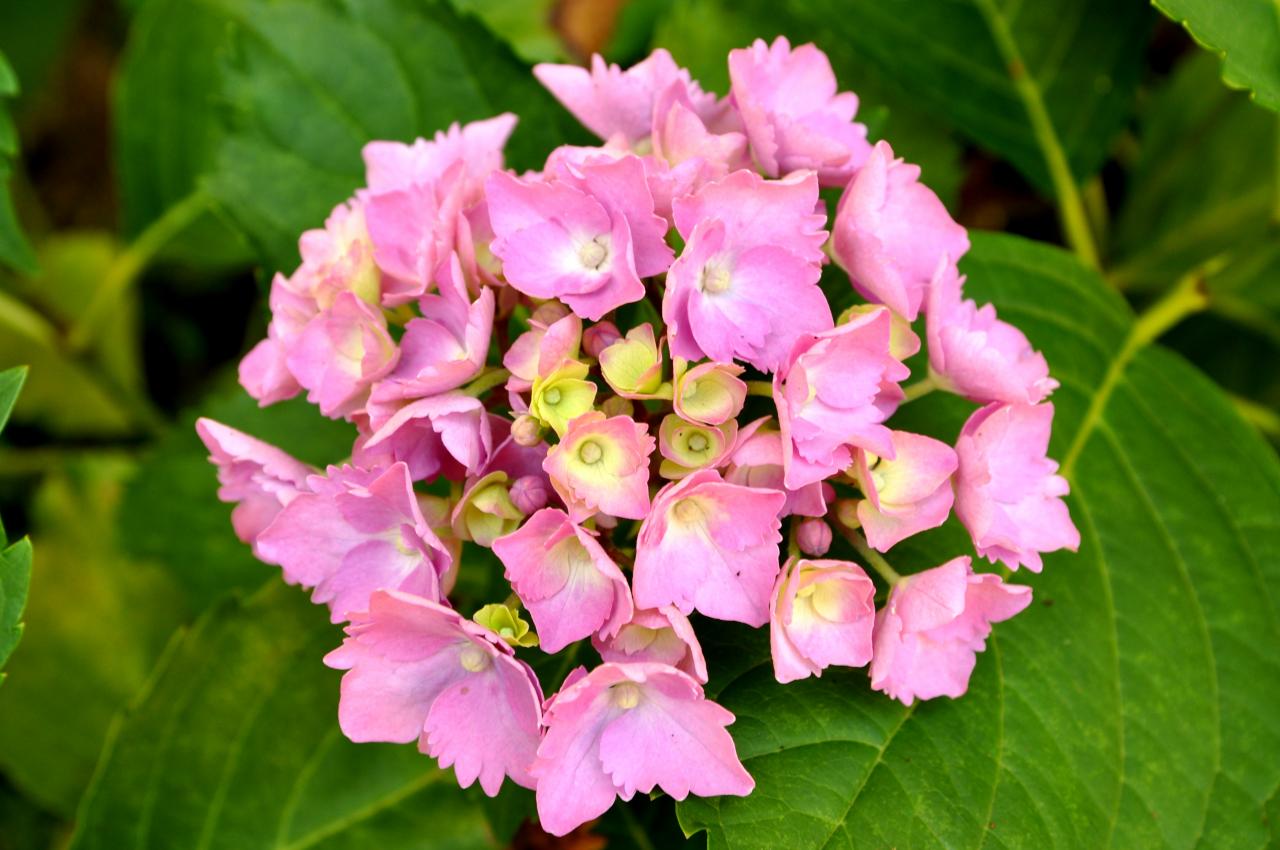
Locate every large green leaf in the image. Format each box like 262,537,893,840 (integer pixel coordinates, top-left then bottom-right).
0,459,188,815
0,363,25,437
205,0,583,274
711,0,1151,194
677,232,1280,849
0,50,36,275
70,581,503,850
0,364,29,684
1153,0,1280,112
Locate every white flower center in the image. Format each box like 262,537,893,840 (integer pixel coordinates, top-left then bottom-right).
578,236,610,270
459,645,490,673
543,386,563,406
612,682,641,709
687,433,710,453
700,263,731,294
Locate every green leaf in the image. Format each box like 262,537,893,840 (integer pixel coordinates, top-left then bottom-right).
0,538,31,684
1153,0,1280,112
0,364,26,436
710,0,1152,194
70,581,504,850
677,233,1280,850
205,0,583,274
0,50,36,275
119,380,354,606
1111,52,1278,292
0,458,188,815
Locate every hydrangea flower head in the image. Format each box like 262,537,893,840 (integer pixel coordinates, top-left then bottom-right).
771,557,876,683
543,411,655,521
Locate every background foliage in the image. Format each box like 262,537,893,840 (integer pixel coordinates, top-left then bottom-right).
1,1,1278,848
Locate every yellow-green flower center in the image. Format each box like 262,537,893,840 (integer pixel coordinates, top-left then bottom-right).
543,386,563,406
578,439,604,465
700,263,731,294
612,682,641,709
578,237,609,270
459,645,490,673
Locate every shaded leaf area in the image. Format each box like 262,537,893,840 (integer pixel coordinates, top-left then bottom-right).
1153,0,1280,112
0,50,36,274
119,380,354,605
649,0,964,209
677,233,1280,849
691,0,1152,193
70,581,504,850
0,458,188,816
205,0,585,274
0,365,30,683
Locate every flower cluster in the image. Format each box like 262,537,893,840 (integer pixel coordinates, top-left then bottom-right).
199,39,1078,835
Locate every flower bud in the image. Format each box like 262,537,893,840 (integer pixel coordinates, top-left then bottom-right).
599,395,634,418
796,518,832,557
509,475,550,515
599,323,666,399
511,414,544,447
451,472,524,547
473,603,539,648
834,498,861,530
582,321,622,358
530,359,598,437
530,300,570,326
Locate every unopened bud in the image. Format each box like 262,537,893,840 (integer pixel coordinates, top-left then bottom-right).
796,518,833,557
509,475,549,515
530,300,570,326
599,395,634,418
834,498,861,530
582,321,623,358
511,414,543,447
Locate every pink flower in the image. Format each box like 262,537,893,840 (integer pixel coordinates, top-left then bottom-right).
672,360,746,427
665,170,832,371
355,392,493,481
723,418,829,517
486,156,672,320
534,49,715,143
853,430,957,552
238,335,301,406
370,256,494,404
492,508,634,653
832,141,969,320
255,463,452,621
503,309,582,394
770,557,876,683
195,419,312,553
870,557,1032,704
728,37,870,186
633,469,784,626
324,590,543,795
364,113,516,196
927,261,1059,405
649,83,749,215
286,291,398,419
532,662,753,836
292,199,383,311
592,606,708,683
955,403,1079,571
795,518,832,557
543,412,655,521
774,307,909,489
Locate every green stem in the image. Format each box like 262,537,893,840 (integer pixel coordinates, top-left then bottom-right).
67,191,209,352
1060,260,1213,478
833,520,902,585
1230,393,1280,440
901,375,938,403
460,368,510,397
974,0,1099,270
745,379,773,397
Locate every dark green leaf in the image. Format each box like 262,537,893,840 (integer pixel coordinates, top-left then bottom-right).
1153,0,1280,111
70,581,504,850
0,459,188,815
0,538,31,683
678,233,1280,850
119,380,354,606
0,50,35,275
0,364,26,436
205,0,582,273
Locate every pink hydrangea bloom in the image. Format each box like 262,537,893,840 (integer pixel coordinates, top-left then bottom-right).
492,508,634,653
355,392,493,481
728,37,870,186
286,291,398,419
854,430,957,552
665,170,832,371
649,83,749,216
927,261,1059,405
724,418,829,517
673,360,747,427
487,155,672,320
504,309,582,394
291,199,383,311
543,412,655,521
770,557,876,683
774,307,909,489
534,49,716,143
955,403,1079,571
370,256,494,404
634,468,785,626
832,141,969,320
324,590,543,795
364,113,517,196
532,662,753,836
870,557,1032,704
592,606,708,683
254,463,452,621
238,335,301,406
195,419,312,552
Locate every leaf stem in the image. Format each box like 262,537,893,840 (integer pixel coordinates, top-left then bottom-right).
901,375,938,403
974,0,1099,270
460,368,510,397
834,520,902,585
1230,393,1280,440
67,190,209,352
745,379,773,397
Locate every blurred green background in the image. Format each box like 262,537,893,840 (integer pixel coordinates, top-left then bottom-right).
0,1,1277,848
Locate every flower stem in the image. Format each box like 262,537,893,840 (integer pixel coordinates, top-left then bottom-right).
901,375,938,403
461,368,510,397
834,520,902,585
745,379,773,397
